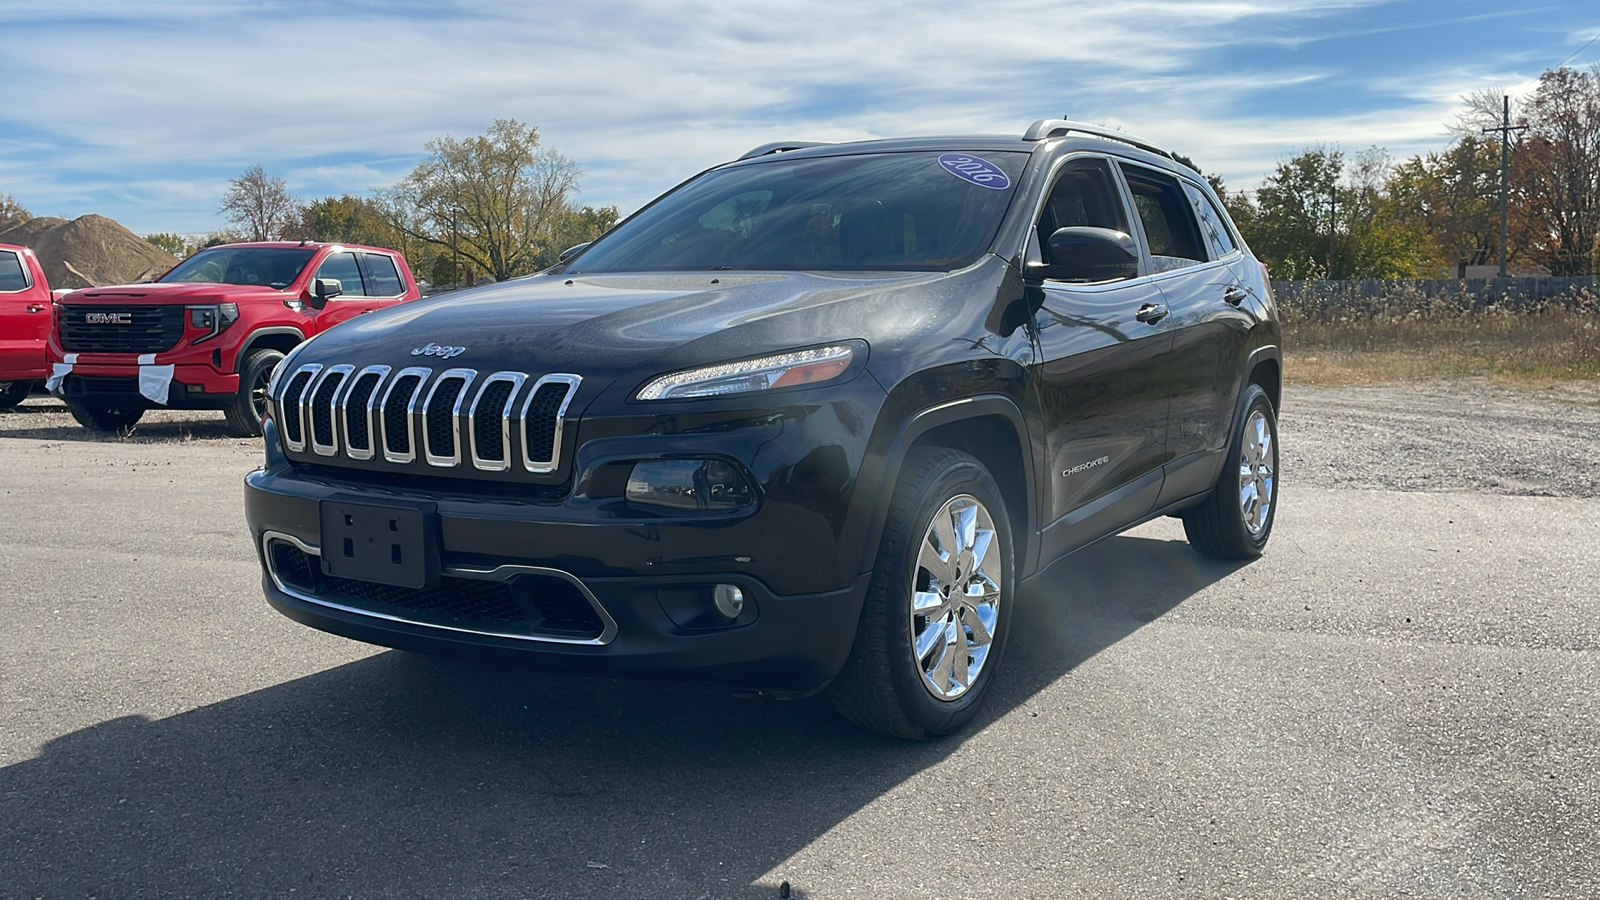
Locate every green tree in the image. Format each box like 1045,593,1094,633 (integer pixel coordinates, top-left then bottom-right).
1240,146,1343,279
540,204,621,269
1385,136,1501,273
143,232,192,256
297,195,402,248
387,119,583,282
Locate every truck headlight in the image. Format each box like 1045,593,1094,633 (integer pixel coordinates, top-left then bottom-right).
187,303,240,343
635,344,858,400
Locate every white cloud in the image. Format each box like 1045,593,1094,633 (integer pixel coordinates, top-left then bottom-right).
0,0,1585,231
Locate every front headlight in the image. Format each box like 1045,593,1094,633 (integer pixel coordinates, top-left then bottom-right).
636,344,858,400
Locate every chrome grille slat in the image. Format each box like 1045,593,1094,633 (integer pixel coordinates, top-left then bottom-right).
277,362,580,476
521,374,582,473
309,365,353,457
279,364,321,453
468,372,526,472
423,368,477,468
380,367,431,463
340,365,390,461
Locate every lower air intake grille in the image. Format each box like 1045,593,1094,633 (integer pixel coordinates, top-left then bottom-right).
268,541,607,641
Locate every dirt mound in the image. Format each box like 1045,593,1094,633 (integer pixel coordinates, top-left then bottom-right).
0,216,68,247
0,214,178,289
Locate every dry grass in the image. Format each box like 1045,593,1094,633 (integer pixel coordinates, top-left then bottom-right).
1280,286,1600,386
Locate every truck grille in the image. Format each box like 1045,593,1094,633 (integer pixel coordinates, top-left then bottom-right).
277,362,580,475
58,305,185,353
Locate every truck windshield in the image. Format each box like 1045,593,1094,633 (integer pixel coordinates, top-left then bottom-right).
567,150,1029,273
159,247,317,289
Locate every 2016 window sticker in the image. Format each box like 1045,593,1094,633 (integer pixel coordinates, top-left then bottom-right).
938,154,1010,190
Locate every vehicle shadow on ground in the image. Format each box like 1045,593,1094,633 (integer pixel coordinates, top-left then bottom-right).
0,533,1244,899
0,399,239,443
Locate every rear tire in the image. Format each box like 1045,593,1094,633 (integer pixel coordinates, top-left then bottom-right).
224,348,284,438
66,399,145,432
1182,383,1278,560
827,447,1013,739
0,380,32,410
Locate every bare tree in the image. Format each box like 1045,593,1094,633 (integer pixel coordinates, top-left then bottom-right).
386,119,582,282
219,165,300,241
0,192,29,233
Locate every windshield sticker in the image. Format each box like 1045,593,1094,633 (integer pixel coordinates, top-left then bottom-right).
938,154,1010,190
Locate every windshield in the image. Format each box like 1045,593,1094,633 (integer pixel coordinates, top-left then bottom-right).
159,247,317,289
568,150,1029,273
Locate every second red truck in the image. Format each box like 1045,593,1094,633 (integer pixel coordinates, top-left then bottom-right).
48,241,421,435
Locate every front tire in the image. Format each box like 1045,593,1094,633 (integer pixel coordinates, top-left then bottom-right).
224,348,284,438
1182,383,1278,560
0,380,32,410
66,399,145,432
828,447,1013,739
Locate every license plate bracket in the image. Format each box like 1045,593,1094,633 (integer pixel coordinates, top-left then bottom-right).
318,498,440,589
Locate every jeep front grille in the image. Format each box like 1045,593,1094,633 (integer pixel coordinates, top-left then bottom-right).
276,362,580,474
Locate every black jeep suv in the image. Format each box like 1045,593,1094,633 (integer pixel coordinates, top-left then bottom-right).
244,119,1281,738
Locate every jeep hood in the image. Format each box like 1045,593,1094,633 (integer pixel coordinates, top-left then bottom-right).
292,269,968,380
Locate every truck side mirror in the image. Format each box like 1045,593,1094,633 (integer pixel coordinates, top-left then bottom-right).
306,277,342,310
1025,227,1140,283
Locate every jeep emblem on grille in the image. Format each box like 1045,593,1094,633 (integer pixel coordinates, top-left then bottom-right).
85,312,133,325
411,342,466,359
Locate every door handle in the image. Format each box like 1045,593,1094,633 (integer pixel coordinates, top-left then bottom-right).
1223,286,1248,306
1135,303,1168,324
26,304,46,313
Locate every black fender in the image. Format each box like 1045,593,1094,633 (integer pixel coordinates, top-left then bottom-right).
852,393,1040,581
236,328,308,371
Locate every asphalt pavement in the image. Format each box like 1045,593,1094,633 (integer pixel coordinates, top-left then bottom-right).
0,386,1596,899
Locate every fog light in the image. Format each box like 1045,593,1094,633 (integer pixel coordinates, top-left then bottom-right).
713,584,745,619
625,459,754,511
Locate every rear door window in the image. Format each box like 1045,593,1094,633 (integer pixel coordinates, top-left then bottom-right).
1182,182,1238,259
358,253,405,297
313,251,366,297
1119,164,1208,272
0,251,30,292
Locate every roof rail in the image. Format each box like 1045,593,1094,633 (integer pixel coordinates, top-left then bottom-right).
1022,118,1173,160
738,141,831,160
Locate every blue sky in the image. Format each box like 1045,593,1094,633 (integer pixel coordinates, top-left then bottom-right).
1,0,1596,237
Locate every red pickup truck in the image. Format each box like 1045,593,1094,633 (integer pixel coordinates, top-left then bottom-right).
0,242,52,409
47,241,421,435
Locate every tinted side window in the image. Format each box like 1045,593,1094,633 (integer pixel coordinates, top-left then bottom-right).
314,252,365,297
359,253,405,297
1119,165,1206,272
1182,182,1237,259
1037,158,1128,242
0,251,29,292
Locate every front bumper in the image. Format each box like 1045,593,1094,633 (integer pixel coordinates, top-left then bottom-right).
49,359,237,409
245,463,873,694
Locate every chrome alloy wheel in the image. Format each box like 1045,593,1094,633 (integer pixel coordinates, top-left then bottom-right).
911,494,1001,701
1238,409,1275,536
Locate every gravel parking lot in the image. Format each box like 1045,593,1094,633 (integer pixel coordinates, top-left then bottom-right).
1,383,1596,899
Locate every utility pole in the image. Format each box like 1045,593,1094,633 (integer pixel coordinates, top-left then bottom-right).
1483,95,1527,278
1327,183,1336,277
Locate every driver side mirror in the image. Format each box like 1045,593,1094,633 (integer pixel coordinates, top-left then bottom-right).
558,242,591,263
1025,227,1140,283
306,277,343,310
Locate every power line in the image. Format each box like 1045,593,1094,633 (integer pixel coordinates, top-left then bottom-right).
1554,31,1600,70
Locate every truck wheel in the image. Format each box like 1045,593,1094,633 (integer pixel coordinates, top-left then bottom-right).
1182,383,1278,560
66,400,144,432
827,447,1013,739
0,381,32,410
223,348,284,438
